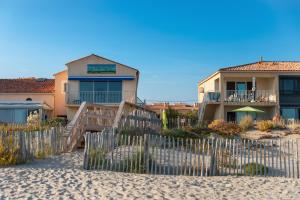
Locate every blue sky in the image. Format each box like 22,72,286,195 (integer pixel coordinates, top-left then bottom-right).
1,0,300,102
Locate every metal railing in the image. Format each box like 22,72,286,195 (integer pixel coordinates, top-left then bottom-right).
68,91,123,104
204,92,221,102
199,91,220,123
225,90,276,103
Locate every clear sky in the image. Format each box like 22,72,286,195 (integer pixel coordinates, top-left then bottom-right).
1,0,300,102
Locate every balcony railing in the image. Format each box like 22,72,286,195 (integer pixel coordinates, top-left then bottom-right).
68,91,123,105
203,92,221,103
225,90,276,103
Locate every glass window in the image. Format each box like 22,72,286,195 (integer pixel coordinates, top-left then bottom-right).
237,82,247,91
94,82,107,91
283,80,294,94
108,81,122,91
63,83,67,92
80,82,93,91
0,109,14,123
280,79,297,94
79,81,122,103
281,108,297,120
14,109,27,124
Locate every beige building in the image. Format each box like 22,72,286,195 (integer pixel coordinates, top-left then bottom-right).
0,54,139,123
198,61,300,123
62,54,139,120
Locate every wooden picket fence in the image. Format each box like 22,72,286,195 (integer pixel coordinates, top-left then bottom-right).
166,117,198,129
84,131,300,178
0,127,66,165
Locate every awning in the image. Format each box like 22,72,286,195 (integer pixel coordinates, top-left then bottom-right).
0,101,53,110
68,76,135,81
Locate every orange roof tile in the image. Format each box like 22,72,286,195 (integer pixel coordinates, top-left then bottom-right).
0,78,54,93
220,61,300,72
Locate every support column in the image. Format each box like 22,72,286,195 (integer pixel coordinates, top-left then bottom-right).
220,103,225,121
251,77,256,102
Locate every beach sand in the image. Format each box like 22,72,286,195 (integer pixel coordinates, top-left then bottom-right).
1,151,300,200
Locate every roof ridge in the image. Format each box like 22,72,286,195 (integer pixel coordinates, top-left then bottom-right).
220,61,300,72
66,54,139,72
220,61,259,71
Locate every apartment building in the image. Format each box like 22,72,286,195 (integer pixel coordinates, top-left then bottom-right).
198,61,300,123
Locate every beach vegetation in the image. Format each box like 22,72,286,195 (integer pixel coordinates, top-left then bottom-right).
244,163,268,176
239,116,253,131
208,120,241,136
257,120,274,132
0,135,24,166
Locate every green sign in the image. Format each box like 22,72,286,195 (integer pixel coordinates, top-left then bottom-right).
87,64,116,73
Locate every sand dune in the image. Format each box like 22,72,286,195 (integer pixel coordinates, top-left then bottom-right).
0,151,300,200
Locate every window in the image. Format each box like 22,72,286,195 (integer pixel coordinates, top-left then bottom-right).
281,108,297,120
226,82,235,91
108,81,122,91
63,82,67,93
281,79,295,94
79,81,122,103
280,78,300,95
281,107,300,120
0,109,27,124
94,82,107,91
80,82,93,91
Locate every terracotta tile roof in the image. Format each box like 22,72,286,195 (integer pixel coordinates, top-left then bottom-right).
220,61,300,72
0,78,55,93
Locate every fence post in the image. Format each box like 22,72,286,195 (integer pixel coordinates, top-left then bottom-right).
83,133,89,170
144,134,150,174
296,140,299,179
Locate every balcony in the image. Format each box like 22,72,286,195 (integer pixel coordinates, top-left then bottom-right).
67,91,123,105
203,92,221,103
225,90,276,103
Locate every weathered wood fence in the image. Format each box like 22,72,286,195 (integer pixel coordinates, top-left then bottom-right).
0,127,66,165
166,117,198,129
84,132,300,178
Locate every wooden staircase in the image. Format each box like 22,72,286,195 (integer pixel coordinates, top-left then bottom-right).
198,93,208,123
64,101,161,152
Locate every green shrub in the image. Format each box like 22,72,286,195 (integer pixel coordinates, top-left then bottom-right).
257,120,274,132
208,120,241,136
244,163,268,176
239,116,253,131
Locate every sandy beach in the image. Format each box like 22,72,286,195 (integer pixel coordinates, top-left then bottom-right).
0,151,300,200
